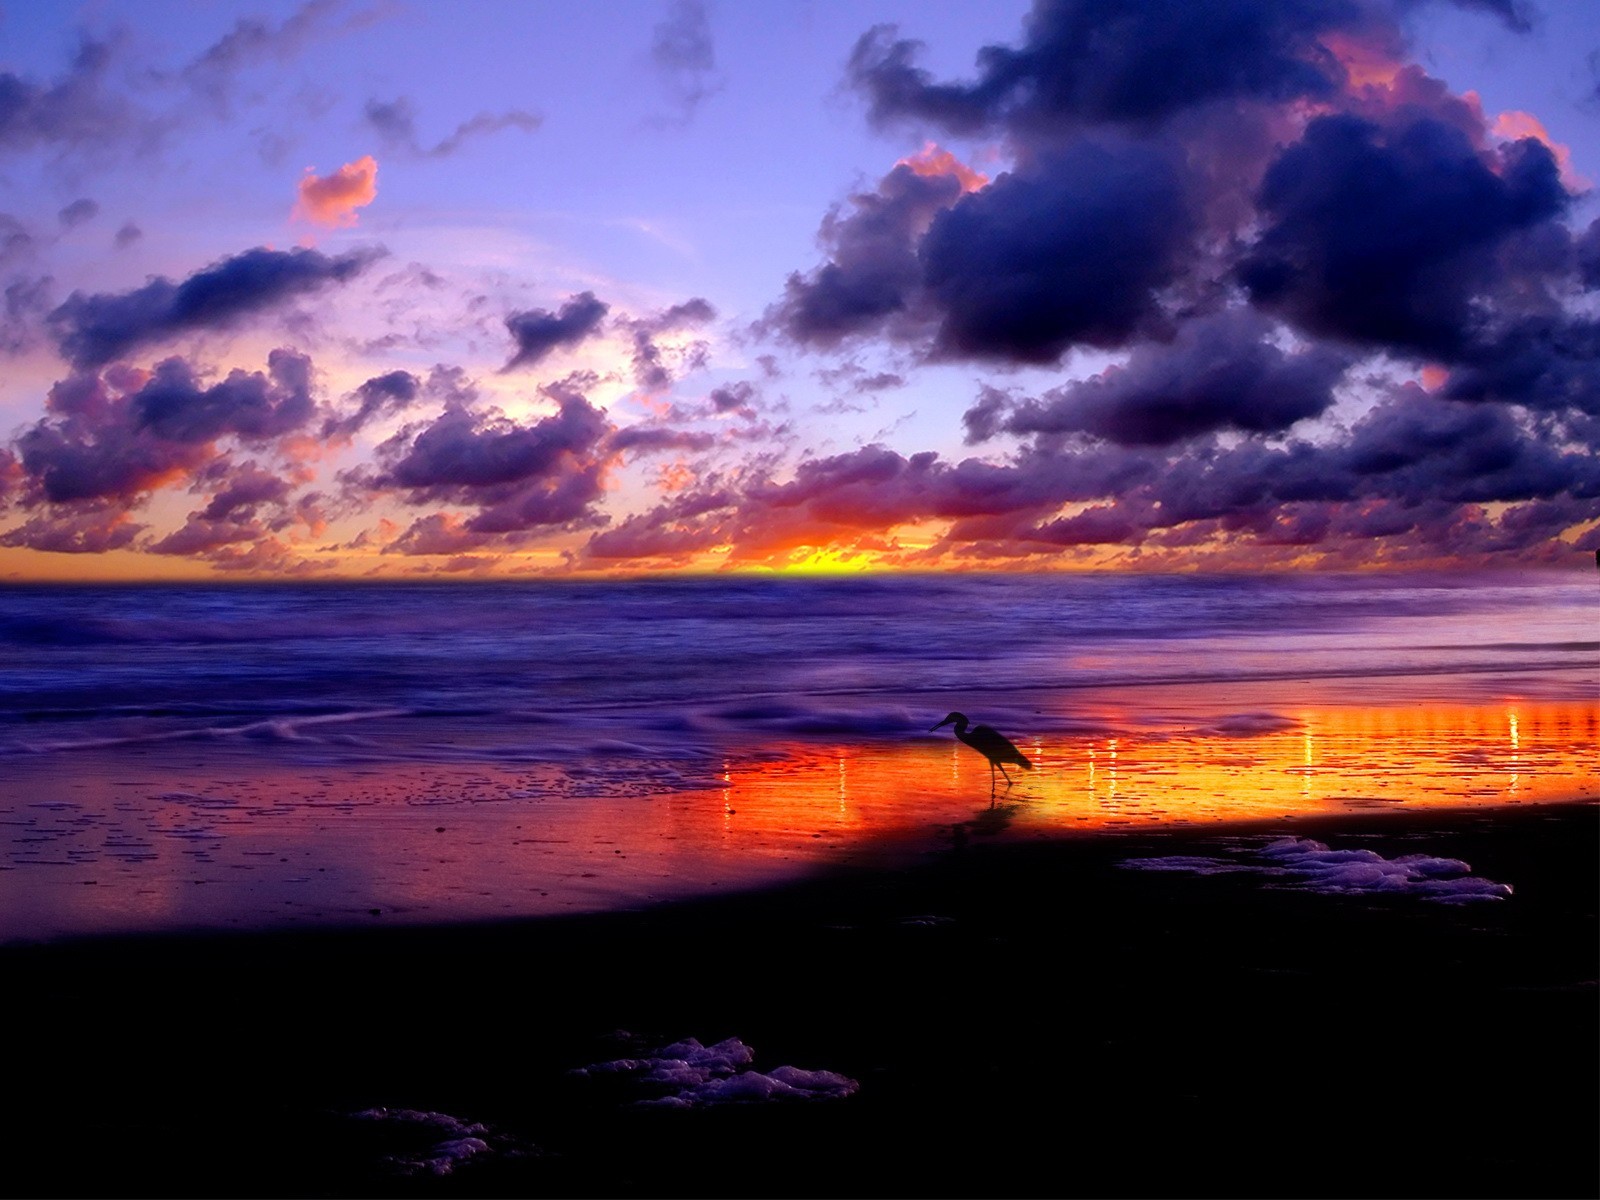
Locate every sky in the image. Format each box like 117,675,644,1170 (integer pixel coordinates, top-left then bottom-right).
0,0,1596,579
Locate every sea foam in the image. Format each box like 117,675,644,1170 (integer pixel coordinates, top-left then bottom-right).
1121,837,1512,901
569,1036,859,1107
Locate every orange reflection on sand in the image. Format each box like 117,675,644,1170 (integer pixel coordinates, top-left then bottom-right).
2,698,1593,941
715,699,1598,846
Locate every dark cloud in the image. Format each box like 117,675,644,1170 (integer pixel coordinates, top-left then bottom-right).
130,350,314,444
650,0,723,123
146,514,263,556
322,370,422,439
846,1,1351,135
577,370,1600,566
0,503,141,554
0,35,132,154
709,382,758,417
585,486,738,561
0,213,34,268
196,460,294,521
626,297,715,390
12,351,315,506
386,513,493,557
364,96,542,158
57,199,99,229
1575,218,1600,291
609,427,717,456
730,0,1600,566
2,276,53,354
772,137,1193,364
113,221,142,249
364,384,615,536
1442,316,1600,417
643,297,717,331
771,161,968,348
1239,112,1569,357
814,361,906,396
178,0,386,115
920,140,1193,361
990,312,1351,445
503,292,610,372
49,246,382,369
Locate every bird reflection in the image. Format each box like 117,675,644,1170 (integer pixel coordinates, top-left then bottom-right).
932,711,1032,796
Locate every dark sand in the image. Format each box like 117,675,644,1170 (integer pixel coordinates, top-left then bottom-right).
10,800,1596,1198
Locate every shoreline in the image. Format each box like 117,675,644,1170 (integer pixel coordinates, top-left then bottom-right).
11,797,1597,1197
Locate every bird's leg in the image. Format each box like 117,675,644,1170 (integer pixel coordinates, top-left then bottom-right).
998,762,1014,787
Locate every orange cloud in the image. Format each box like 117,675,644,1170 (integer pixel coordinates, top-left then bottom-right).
1492,111,1588,191
1319,31,1402,91
897,142,988,194
293,155,379,228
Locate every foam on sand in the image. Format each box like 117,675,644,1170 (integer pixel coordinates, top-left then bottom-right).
348,1107,536,1177
1122,836,1513,901
570,1036,859,1107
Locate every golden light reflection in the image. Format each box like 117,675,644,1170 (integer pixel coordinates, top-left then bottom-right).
1,698,1594,942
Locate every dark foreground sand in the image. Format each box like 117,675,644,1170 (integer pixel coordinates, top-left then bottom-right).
9,800,1597,1199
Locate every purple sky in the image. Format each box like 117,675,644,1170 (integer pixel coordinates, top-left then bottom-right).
0,0,1596,578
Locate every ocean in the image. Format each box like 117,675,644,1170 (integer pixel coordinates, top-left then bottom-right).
1,571,1595,942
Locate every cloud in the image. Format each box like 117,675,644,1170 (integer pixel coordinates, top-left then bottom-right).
845,2,1348,135
1,275,53,354
1238,111,1568,358
48,245,381,368
988,311,1352,446
0,214,34,268
773,138,1194,364
179,0,388,116
57,199,99,229
12,351,316,507
113,221,142,249
364,96,542,158
196,459,296,521
503,292,610,371
129,349,315,443
575,366,1600,567
769,155,974,348
708,382,758,417
728,0,1600,567
918,140,1193,362
0,35,134,155
650,0,723,124
625,297,716,391
360,382,616,540
609,426,717,456
0,503,141,554
322,369,422,439
293,155,380,228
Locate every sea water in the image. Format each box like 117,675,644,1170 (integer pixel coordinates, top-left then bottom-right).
1,571,1594,941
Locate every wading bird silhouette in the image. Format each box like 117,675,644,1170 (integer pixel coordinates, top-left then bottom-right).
932,712,1032,793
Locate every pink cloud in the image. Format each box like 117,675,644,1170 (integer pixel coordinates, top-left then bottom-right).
293,155,378,228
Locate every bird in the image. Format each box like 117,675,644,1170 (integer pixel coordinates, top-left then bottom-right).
931,712,1032,792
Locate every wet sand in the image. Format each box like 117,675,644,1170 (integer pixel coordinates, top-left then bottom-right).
9,798,1597,1198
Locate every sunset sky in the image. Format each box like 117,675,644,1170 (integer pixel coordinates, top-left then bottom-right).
1,0,1597,579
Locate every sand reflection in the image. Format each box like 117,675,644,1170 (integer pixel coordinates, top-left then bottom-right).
0,697,1593,942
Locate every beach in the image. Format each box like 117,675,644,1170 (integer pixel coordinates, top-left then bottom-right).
9,798,1595,1198
2,573,1595,1196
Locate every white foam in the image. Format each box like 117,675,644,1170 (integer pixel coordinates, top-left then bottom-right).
1260,837,1512,901
1121,837,1512,902
348,1107,519,1177
570,1036,858,1107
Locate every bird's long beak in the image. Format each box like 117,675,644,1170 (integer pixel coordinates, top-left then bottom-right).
930,718,951,731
